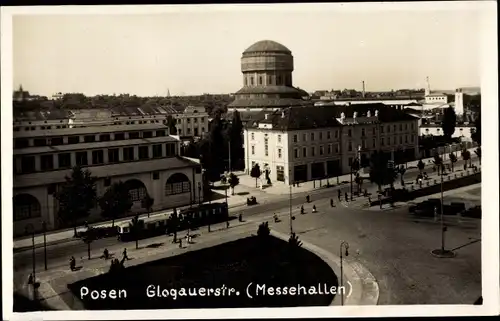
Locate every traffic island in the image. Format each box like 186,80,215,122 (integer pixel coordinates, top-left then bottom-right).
66,234,338,310
431,249,457,258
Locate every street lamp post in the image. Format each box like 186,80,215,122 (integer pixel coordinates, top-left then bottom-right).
42,221,47,271
431,164,456,258
339,241,349,306
25,224,36,299
287,173,294,235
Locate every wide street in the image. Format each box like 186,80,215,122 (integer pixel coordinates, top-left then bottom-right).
14,175,481,305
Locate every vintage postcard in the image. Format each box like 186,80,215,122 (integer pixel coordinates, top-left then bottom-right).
1,2,498,320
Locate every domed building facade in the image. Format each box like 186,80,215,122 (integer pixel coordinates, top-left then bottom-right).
228,40,310,119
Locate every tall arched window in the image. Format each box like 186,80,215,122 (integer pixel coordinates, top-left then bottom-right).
165,173,191,196
14,194,41,221
124,179,147,202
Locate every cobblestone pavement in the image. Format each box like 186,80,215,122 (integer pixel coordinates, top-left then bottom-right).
270,197,481,305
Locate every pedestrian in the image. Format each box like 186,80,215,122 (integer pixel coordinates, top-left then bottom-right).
345,192,348,202
226,221,230,229
330,199,334,207
103,248,109,260
27,273,34,285
122,248,129,260
179,237,183,248
238,213,243,222
69,256,76,271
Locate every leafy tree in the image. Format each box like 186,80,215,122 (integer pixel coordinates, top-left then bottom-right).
228,172,239,195
55,166,97,237
250,164,262,188
417,159,425,173
141,194,154,218
288,232,303,248
461,149,471,170
82,226,97,260
229,110,244,171
99,182,133,227
475,147,481,165
441,107,457,141
368,152,397,192
129,215,144,250
449,153,458,172
166,115,177,135
257,221,270,238
471,112,481,145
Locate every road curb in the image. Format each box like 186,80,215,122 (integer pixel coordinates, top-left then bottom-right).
270,229,379,306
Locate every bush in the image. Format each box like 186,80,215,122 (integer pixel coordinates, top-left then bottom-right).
257,222,270,238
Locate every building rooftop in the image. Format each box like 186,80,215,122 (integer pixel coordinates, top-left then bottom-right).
14,136,177,155
228,97,310,108
14,156,199,188
14,123,168,138
234,85,303,95
13,109,74,122
243,40,291,54
246,103,418,131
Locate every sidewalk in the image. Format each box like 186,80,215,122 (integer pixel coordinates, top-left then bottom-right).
13,187,275,251
236,148,480,196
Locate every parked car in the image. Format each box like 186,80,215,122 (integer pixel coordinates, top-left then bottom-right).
409,200,439,217
461,205,481,219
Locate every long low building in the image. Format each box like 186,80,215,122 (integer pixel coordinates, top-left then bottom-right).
243,103,420,185
13,122,203,237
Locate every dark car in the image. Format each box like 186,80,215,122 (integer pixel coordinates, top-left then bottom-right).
409,200,439,217
462,205,481,219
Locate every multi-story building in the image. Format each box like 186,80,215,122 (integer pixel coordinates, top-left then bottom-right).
13,122,203,237
243,104,419,185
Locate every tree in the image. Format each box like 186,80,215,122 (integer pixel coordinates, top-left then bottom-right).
141,194,154,218
82,226,97,260
166,115,177,135
129,215,143,250
368,152,397,192
257,221,270,238
417,159,425,173
449,153,458,172
99,182,133,227
471,112,481,145
461,149,471,170
228,172,239,195
250,164,262,188
288,232,303,248
441,107,457,141
433,152,444,175
55,166,97,237
475,147,481,165
229,110,244,170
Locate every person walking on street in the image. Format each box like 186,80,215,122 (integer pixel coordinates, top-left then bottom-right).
330,199,334,207
226,221,230,229
122,248,129,260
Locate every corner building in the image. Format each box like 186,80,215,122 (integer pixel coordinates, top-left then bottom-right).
243,104,420,185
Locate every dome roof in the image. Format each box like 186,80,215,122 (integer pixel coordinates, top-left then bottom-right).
243,40,291,54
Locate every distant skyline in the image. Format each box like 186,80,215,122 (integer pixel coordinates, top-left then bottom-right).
10,3,487,97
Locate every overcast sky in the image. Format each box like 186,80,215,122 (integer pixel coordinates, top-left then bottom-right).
11,2,488,97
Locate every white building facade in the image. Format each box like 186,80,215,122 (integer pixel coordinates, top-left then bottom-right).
13,122,203,237
244,104,420,185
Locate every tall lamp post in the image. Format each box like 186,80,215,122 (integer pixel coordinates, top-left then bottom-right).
339,241,349,306
25,224,36,299
42,221,47,270
431,164,456,258
287,172,294,235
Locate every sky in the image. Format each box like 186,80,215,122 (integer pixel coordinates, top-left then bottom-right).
10,2,487,97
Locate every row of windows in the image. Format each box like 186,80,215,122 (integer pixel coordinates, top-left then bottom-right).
244,74,291,86
15,143,178,174
294,144,340,158
14,130,168,149
249,123,416,143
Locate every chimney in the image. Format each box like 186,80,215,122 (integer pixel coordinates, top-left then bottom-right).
362,81,365,98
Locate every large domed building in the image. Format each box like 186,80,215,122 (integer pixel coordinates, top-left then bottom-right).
228,40,311,121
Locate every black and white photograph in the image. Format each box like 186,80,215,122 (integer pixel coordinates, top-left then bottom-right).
1,2,498,319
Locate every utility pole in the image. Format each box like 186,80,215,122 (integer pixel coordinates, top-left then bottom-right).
228,139,232,173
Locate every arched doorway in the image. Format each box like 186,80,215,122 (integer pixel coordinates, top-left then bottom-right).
123,179,148,202
13,194,41,221
165,173,191,196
